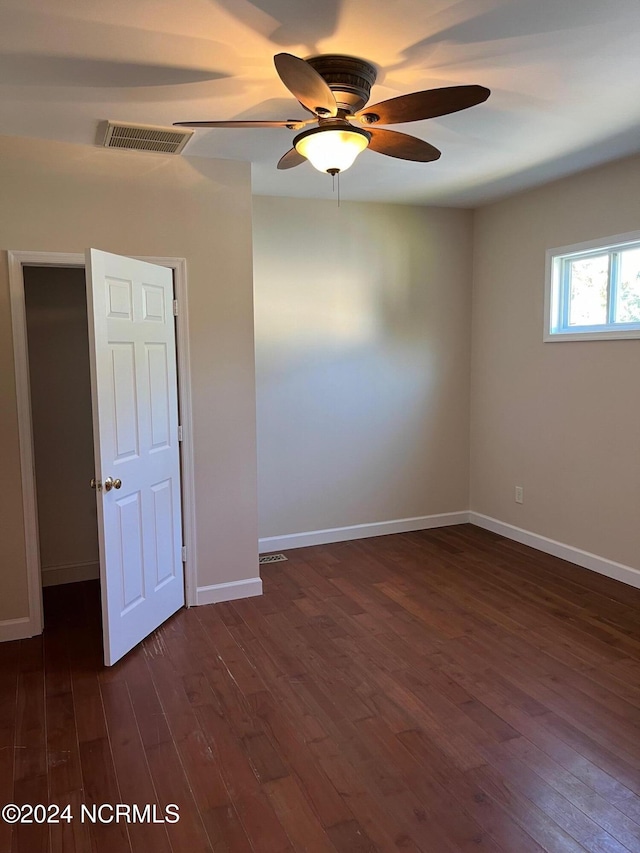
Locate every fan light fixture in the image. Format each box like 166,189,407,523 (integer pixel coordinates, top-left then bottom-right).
293,125,371,174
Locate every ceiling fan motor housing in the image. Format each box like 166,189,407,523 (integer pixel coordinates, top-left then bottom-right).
307,55,377,113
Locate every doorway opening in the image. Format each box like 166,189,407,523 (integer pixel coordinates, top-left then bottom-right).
24,266,100,591
9,251,197,662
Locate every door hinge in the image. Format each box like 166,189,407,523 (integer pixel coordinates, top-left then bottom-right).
173,299,179,316
178,425,183,442
181,546,187,562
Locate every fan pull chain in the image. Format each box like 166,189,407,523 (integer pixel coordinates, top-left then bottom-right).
329,170,341,208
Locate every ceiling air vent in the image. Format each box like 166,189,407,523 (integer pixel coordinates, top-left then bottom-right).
102,121,193,154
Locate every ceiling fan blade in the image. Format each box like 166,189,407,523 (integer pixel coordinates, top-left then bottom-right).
174,119,306,129
277,148,307,170
367,128,441,162
274,53,337,117
356,85,490,125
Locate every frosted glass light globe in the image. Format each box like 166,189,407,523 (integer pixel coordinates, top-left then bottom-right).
294,126,370,173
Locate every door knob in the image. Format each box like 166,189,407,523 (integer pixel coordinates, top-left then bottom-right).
104,477,122,492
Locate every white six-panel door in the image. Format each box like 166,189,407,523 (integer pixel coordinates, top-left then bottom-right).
85,249,184,665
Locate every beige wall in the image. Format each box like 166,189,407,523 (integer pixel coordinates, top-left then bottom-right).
0,134,258,623
24,267,99,583
471,153,640,569
253,197,473,538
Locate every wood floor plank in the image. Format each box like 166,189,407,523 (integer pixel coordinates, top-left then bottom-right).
502,737,640,850
326,818,378,853
246,689,353,829
263,774,337,853
193,703,295,852
48,789,92,853
78,737,131,853
0,642,19,853
200,802,255,852
353,714,522,853
100,680,173,853
46,690,82,797
144,738,216,852
467,763,590,853
12,639,48,853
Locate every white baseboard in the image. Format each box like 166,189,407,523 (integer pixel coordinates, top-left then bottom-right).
196,576,263,606
258,511,469,553
469,512,640,590
42,561,100,587
0,616,37,642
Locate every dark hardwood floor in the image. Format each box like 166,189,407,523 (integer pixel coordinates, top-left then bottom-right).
2,523,640,852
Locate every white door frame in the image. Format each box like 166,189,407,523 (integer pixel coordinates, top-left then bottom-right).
8,250,198,639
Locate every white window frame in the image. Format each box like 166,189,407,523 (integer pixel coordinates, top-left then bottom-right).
544,230,640,341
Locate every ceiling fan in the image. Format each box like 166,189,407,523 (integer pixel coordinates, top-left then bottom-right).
175,53,490,176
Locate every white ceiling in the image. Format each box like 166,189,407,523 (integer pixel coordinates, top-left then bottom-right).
1,0,640,206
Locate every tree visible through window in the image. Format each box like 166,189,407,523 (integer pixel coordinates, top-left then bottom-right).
617,247,640,323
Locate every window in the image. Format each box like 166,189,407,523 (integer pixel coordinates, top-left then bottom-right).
545,232,640,340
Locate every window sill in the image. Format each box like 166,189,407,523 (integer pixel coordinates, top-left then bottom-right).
544,328,640,342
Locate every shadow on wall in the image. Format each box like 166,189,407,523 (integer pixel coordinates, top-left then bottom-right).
255,346,443,518
255,206,455,377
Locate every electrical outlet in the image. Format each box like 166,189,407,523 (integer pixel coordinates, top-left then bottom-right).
515,486,524,504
